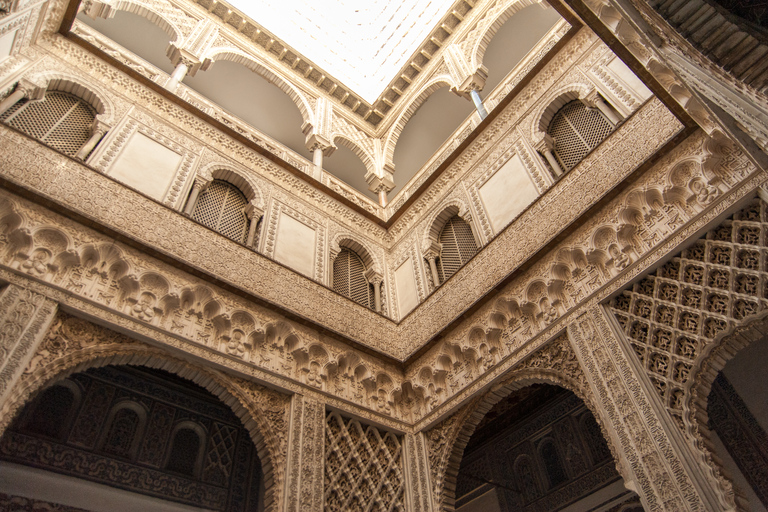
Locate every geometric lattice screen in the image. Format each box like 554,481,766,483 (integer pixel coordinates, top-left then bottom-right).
1,92,95,157
191,180,249,244
548,100,614,172
325,412,404,512
438,215,478,284
333,248,374,309
609,198,768,430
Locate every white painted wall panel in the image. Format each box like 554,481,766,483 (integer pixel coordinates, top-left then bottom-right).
273,213,316,278
395,257,419,318
479,154,538,233
109,132,182,201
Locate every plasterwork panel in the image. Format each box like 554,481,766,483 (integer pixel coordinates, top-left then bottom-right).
406,131,758,424
567,306,726,511
0,309,292,512
0,191,411,425
283,395,324,512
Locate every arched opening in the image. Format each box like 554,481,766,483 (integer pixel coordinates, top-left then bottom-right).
392,87,475,194
191,179,250,244
705,334,768,510
0,365,264,512
323,143,374,201
1,91,97,157
436,215,478,285
333,247,375,309
76,11,176,74
547,100,615,172
454,384,642,512
480,4,563,95
184,60,308,159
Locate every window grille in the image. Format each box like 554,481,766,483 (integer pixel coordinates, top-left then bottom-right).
333,248,374,309
101,408,140,459
191,180,249,243
547,100,614,172
437,215,477,283
0,91,96,157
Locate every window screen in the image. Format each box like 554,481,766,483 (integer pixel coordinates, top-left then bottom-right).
1,91,95,157
333,248,374,309
191,180,249,243
548,100,614,172
437,216,477,283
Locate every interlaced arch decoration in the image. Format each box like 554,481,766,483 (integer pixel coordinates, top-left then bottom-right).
548,100,615,172
607,196,768,508
437,215,478,284
0,311,288,512
427,334,624,512
333,247,374,309
191,180,250,243
1,91,96,157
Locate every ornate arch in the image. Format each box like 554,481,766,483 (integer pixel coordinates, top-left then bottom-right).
205,48,314,126
0,312,290,512
427,334,628,511
24,72,117,124
469,0,544,72
330,134,377,177
529,82,594,144
683,312,768,506
329,233,381,273
197,162,264,207
423,199,471,249
85,0,183,44
383,77,453,168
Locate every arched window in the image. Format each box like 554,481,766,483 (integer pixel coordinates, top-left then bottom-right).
437,215,477,283
0,91,96,157
539,438,568,488
547,100,614,172
101,407,141,459
24,384,75,440
166,427,203,477
191,180,249,243
333,247,374,309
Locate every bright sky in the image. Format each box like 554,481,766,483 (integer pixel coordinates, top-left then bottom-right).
227,0,456,103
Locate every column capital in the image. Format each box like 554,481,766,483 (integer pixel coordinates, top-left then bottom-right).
422,240,442,261
581,88,603,109
364,268,383,286
90,118,111,136
166,45,210,77
365,171,395,195
244,202,263,220
304,132,335,156
534,134,556,153
15,78,46,101
452,68,488,99
192,175,212,190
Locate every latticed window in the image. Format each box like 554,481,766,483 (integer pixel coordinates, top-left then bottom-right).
437,215,477,284
547,100,614,172
333,248,374,309
101,407,140,459
0,91,96,157
191,180,249,243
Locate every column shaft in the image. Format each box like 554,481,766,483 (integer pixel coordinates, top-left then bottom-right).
0,89,26,117
373,280,382,313
470,89,488,120
166,63,189,93
0,284,58,419
75,129,106,161
543,149,564,176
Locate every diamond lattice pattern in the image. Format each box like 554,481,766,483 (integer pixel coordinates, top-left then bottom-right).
609,198,768,430
1,92,95,157
325,411,404,512
192,180,249,243
548,100,614,171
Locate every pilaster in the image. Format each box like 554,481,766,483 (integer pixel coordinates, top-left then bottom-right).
282,394,325,512
0,283,57,412
403,432,436,512
567,304,735,512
